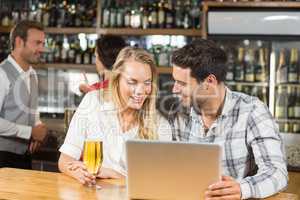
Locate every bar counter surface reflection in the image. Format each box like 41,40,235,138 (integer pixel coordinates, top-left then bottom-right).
0,168,297,200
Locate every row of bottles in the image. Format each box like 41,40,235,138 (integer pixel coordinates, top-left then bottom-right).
276,48,300,84
275,86,300,119
0,0,97,28
148,44,178,67
41,34,96,65
229,84,269,105
226,47,269,83
278,122,300,134
102,0,202,29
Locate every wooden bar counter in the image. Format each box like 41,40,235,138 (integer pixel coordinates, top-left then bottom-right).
0,168,297,200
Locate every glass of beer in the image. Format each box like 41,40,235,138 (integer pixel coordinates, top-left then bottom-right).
83,139,103,188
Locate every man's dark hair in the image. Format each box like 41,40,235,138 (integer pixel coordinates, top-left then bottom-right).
172,39,227,83
96,35,127,70
10,20,44,50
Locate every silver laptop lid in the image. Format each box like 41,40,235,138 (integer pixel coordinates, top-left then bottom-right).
126,140,222,200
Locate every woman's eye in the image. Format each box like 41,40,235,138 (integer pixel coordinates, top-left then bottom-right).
144,81,152,86
127,81,136,85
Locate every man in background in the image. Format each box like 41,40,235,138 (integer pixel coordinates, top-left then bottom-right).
0,20,48,169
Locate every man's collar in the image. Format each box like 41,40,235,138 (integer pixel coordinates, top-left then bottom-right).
7,55,33,74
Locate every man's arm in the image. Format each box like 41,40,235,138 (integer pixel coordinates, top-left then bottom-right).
239,101,288,199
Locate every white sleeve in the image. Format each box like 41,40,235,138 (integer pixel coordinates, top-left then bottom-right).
157,115,173,141
59,91,102,160
0,68,32,140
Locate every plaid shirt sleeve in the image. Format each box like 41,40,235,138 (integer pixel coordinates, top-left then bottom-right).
239,101,288,199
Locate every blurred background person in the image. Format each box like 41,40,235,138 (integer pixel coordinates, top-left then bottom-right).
78,35,127,94
0,20,48,169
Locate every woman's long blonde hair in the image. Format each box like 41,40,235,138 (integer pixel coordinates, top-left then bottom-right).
107,46,158,140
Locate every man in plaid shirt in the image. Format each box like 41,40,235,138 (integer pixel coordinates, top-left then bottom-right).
168,39,288,199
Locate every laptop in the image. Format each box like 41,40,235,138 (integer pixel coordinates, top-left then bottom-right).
126,140,222,200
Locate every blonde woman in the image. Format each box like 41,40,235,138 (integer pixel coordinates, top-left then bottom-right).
58,47,172,185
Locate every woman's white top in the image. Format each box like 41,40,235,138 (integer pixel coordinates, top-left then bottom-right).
59,90,172,175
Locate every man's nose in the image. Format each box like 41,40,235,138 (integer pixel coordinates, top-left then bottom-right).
172,82,181,94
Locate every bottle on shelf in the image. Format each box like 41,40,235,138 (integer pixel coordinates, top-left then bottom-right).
158,0,166,28
255,48,267,82
287,86,295,119
165,0,174,28
149,0,158,28
190,0,201,29
110,0,117,28
288,48,299,83
130,1,142,28
234,47,245,82
275,85,288,119
116,0,125,28
276,49,288,84
124,1,131,28
175,0,184,28
183,0,191,29
226,50,235,81
141,0,150,29
295,88,300,119
244,48,255,82
102,0,111,28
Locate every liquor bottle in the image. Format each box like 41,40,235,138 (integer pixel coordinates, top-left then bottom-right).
244,48,255,82
158,0,166,28
165,0,174,28
288,48,299,83
158,45,169,67
234,48,245,82
175,0,184,28
102,0,111,27
53,41,61,63
275,86,288,119
262,87,268,105
226,50,235,81
116,0,125,27
42,2,50,27
131,1,142,28
190,0,201,29
124,1,131,28
110,0,117,28
292,122,300,133
141,0,150,29
255,48,267,82
149,0,158,28
47,38,55,63
75,40,83,64
283,122,290,133
57,2,66,28
183,0,191,29
287,86,295,119
294,88,300,119
35,3,43,24
276,49,288,84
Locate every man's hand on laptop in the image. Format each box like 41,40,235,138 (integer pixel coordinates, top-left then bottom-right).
205,175,241,200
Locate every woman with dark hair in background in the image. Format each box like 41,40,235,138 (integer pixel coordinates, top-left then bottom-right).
79,35,127,93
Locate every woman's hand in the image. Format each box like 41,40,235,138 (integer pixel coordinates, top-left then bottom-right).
67,161,96,185
97,167,124,179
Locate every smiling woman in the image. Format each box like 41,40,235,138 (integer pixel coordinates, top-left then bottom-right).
58,46,172,185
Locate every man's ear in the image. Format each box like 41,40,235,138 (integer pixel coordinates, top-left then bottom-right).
206,74,218,84
14,36,24,49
